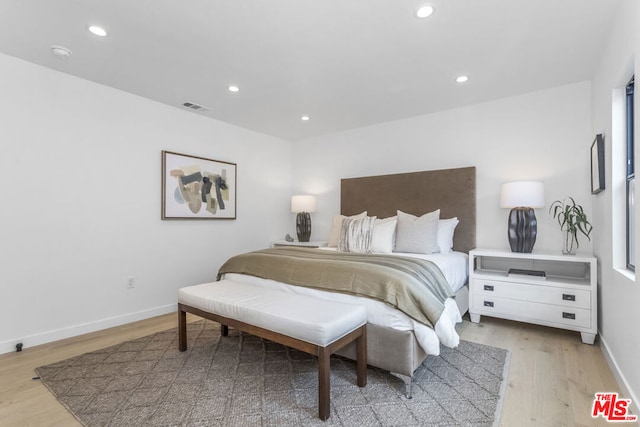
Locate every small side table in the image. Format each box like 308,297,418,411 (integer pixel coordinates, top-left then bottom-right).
468,248,597,344
271,240,328,248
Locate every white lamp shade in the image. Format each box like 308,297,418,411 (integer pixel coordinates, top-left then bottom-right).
500,181,545,208
291,195,317,213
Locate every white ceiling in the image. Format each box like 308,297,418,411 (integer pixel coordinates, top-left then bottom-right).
0,0,623,141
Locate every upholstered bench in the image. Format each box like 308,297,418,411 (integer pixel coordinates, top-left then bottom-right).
178,279,368,420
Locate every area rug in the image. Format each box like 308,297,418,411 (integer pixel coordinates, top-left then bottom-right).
36,320,510,426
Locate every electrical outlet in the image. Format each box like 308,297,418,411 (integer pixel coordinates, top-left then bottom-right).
127,277,135,289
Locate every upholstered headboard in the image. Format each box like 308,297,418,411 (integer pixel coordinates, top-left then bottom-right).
340,166,476,253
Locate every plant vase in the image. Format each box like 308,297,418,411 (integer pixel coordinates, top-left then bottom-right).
563,229,577,255
550,197,592,256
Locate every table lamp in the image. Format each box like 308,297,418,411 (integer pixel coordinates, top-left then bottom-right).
500,181,545,253
291,195,317,242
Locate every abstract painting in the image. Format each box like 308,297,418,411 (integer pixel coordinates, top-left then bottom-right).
162,150,236,219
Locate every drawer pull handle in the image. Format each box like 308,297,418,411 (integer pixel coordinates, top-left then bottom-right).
562,294,576,301
484,301,494,308
562,312,576,320
484,285,494,291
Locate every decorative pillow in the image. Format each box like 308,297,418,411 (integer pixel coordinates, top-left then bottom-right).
371,217,397,254
438,217,459,253
327,211,367,247
339,216,377,253
394,209,440,254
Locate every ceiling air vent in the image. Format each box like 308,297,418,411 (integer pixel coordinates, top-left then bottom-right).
181,102,210,112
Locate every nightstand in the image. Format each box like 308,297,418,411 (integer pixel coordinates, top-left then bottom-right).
468,249,597,344
271,240,328,248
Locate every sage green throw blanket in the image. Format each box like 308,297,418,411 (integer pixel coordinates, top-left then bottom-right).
217,248,454,329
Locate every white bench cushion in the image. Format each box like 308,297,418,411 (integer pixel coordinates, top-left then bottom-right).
179,280,367,347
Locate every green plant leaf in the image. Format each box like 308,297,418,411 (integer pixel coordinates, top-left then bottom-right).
549,197,592,240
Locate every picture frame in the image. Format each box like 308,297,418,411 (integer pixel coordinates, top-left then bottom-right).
162,150,237,219
591,134,605,194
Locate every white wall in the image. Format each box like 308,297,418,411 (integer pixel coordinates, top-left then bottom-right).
293,82,593,255
0,53,292,353
591,0,639,410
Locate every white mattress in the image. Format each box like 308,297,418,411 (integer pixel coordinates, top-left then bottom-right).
222,251,467,355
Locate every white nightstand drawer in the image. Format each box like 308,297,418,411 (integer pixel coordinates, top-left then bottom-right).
473,279,591,309
471,295,592,329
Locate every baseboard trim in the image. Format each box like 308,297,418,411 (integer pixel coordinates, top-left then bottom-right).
599,334,639,418
0,304,177,355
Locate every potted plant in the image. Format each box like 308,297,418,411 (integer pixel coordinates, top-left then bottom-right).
549,197,593,255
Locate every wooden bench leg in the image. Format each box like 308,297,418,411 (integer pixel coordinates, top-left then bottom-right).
178,307,187,352
177,302,365,421
318,347,331,421
356,326,367,388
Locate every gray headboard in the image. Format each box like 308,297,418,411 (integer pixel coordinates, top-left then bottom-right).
340,166,476,253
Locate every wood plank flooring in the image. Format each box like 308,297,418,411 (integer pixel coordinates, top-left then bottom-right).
457,316,629,426
0,313,629,426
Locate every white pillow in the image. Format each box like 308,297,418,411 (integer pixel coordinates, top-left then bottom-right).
338,216,377,253
371,217,398,254
394,209,440,254
437,217,459,254
327,211,367,247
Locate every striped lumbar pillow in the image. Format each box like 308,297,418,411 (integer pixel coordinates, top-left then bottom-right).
339,216,377,253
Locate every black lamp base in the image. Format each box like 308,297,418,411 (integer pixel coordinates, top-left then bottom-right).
296,212,311,242
508,207,537,253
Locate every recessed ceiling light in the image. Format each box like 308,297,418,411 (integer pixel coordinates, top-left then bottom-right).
87,25,108,37
301,115,310,121
51,45,72,59
228,85,240,92
416,5,435,18
456,75,469,83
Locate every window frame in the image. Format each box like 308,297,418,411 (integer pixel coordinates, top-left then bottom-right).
626,75,635,271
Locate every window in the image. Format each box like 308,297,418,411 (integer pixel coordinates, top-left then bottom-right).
626,75,635,271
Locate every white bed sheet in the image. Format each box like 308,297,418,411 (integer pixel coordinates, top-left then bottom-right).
385,251,469,293
318,248,469,293
223,250,466,355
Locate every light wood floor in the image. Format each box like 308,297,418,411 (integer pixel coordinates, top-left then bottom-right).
0,313,629,427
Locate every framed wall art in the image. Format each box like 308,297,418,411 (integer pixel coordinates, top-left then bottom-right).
591,134,605,194
162,150,237,219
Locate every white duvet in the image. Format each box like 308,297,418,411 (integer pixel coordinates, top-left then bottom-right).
222,250,467,355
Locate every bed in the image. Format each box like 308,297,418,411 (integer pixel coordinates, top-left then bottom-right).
220,166,476,395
